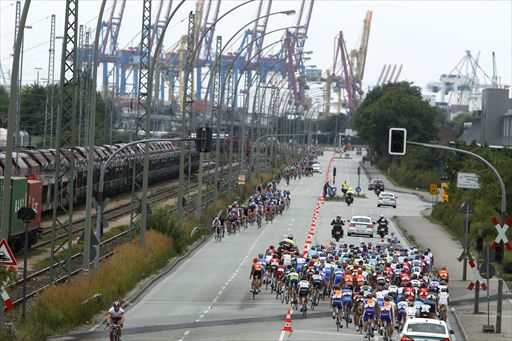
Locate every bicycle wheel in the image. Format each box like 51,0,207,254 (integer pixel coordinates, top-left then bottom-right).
265,274,270,290
302,304,307,318
335,308,341,331
345,306,350,328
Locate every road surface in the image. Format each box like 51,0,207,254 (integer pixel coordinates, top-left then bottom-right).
54,150,457,341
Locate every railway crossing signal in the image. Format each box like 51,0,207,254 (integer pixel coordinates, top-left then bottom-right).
468,259,487,290
491,216,512,251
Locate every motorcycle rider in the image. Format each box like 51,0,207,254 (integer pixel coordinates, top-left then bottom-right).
376,214,388,234
331,216,345,239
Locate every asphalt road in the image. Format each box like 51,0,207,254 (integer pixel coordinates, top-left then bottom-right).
56,151,443,341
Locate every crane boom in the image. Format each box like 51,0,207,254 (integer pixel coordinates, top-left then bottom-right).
356,10,372,86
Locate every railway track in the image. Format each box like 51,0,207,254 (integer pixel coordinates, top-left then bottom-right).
22,162,225,255
6,180,233,310
5,162,253,311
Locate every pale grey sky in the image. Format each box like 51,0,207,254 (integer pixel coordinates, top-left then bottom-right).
1,0,511,96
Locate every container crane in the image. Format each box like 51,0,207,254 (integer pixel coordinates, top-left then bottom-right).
332,31,356,114
99,0,127,95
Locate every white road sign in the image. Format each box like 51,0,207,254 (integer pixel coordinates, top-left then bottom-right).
457,172,480,189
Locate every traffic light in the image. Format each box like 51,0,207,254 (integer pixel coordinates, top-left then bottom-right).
388,128,407,155
495,244,504,263
195,127,213,152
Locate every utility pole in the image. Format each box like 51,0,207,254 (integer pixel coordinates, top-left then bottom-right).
49,0,79,284
43,14,56,149
128,0,151,247
212,36,222,205
1,0,31,331
177,12,195,221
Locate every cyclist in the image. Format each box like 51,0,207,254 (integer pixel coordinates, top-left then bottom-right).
107,301,125,341
331,285,344,321
250,257,263,293
341,285,353,321
437,287,450,321
311,270,324,304
286,267,300,301
212,216,223,238
379,296,395,338
438,266,449,283
363,293,377,338
298,276,311,311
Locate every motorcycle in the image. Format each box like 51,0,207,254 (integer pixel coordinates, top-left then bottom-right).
374,188,381,196
345,194,354,206
331,225,344,241
377,222,388,238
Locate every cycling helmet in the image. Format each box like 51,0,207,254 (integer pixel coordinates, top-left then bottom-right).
440,280,447,285
344,285,351,290
288,234,294,240
315,269,320,274
366,293,373,298
113,301,120,307
253,257,258,263
258,254,264,259
380,214,384,218
336,215,341,219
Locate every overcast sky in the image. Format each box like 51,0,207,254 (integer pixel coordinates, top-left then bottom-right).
0,0,510,96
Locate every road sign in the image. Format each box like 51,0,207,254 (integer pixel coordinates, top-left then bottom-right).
429,183,437,195
459,201,475,214
0,239,17,267
479,263,495,279
441,182,449,202
457,172,480,189
491,216,512,251
355,186,361,193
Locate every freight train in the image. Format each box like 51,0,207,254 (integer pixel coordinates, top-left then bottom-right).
0,141,200,252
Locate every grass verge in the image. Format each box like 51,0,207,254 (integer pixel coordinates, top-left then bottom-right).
15,230,173,341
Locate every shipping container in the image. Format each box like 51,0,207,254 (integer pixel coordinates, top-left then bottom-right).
0,177,28,250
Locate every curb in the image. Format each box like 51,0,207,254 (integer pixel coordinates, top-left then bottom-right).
451,307,470,341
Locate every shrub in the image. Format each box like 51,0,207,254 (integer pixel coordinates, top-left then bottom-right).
17,231,173,340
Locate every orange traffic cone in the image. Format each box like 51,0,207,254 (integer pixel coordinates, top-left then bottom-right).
282,309,293,332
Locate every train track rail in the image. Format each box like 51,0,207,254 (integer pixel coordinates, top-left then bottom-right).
5,163,249,311
21,162,224,255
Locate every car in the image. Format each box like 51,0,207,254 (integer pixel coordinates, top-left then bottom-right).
312,163,322,173
347,216,374,237
378,192,397,208
399,318,454,341
368,178,385,191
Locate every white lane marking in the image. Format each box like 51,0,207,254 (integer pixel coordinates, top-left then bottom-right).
199,314,205,318
204,309,209,314
218,290,223,295
195,319,200,322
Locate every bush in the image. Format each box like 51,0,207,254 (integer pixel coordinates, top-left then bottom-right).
16,231,173,340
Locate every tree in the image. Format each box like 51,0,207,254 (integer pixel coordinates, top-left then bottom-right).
353,82,439,156
20,84,47,136
0,86,9,126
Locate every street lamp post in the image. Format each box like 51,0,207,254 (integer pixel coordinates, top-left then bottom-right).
34,67,42,85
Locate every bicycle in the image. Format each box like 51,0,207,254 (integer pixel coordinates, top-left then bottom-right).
343,303,351,328
364,319,375,340
108,323,122,341
256,214,262,229
301,300,308,318
214,226,222,242
334,306,342,331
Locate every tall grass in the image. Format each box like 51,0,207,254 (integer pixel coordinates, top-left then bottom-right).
16,231,173,341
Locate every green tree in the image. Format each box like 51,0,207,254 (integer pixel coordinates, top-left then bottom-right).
0,86,10,126
20,84,47,136
353,82,439,156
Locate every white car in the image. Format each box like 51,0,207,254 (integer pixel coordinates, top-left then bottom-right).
399,318,454,341
312,163,322,173
378,192,397,208
347,216,374,237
